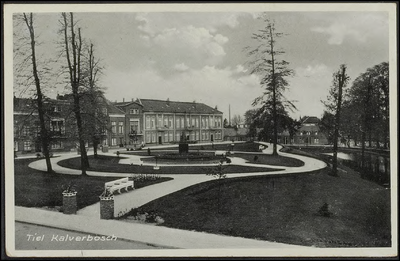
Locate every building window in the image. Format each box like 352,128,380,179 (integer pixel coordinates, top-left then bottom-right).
111,138,117,146
176,118,180,129
102,108,108,115
23,141,31,151
169,117,173,128
51,141,63,149
146,132,151,143
151,116,155,129
51,120,65,135
164,132,168,142
314,138,319,144
169,131,173,142
22,126,30,136
145,116,150,129
180,118,184,129
152,132,156,143
130,108,139,114
164,117,168,127
118,122,124,134
176,131,180,141
111,121,116,134
202,132,205,141
130,120,139,134
157,115,162,128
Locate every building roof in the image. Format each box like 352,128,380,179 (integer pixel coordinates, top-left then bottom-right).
114,99,222,115
301,116,320,124
224,127,248,137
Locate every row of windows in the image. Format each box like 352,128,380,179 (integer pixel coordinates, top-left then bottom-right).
299,131,318,136
145,115,222,130
16,120,66,136
144,130,223,143
16,141,64,151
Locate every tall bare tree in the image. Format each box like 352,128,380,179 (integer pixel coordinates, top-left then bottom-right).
322,64,350,176
16,13,54,173
60,12,89,174
80,43,106,158
245,15,295,155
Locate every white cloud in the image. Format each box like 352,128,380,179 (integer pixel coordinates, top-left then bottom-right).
295,63,329,77
311,13,388,45
235,64,248,73
174,63,189,71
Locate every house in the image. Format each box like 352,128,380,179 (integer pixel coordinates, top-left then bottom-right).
278,116,328,145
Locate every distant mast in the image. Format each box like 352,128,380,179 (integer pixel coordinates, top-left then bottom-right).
229,104,231,126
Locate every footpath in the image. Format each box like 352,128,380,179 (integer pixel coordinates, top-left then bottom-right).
14,142,326,250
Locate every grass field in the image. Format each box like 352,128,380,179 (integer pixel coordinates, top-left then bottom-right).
14,158,172,209
233,153,304,167
124,166,391,247
58,155,280,174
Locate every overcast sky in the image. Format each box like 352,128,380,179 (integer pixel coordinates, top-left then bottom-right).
12,6,390,121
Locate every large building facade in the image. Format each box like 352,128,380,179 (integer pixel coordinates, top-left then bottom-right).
13,96,224,154
112,98,224,147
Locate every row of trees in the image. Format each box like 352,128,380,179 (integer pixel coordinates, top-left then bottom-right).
321,62,389,176
242,13,389,177
14,13,105,174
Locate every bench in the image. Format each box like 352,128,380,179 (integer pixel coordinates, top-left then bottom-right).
214,150,226,156
105,177,134,194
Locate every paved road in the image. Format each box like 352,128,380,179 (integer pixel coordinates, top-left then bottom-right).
15,222,165,250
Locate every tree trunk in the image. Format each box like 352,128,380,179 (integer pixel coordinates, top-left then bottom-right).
23,13,53,173
62,12,89,174
269,25,278,156
331,66,347,177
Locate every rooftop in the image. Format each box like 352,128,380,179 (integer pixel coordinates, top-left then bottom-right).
115,98,222,115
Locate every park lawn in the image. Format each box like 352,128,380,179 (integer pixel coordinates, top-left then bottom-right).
14,158,172,209
147,141,261,152
234,153,304,167
127,167,391,248
58,155,279,174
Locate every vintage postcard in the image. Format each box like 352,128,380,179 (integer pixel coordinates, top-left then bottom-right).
3,2,398,258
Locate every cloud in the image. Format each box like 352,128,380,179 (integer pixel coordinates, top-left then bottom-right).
174,63,189,71
311,13,388,45
153,25,228,57
295,63,329,77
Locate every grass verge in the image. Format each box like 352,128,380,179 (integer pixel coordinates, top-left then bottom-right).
124,167,391,247
14,158,172,209
58,155,280,174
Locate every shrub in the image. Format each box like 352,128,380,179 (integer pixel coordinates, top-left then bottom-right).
318,203,333,217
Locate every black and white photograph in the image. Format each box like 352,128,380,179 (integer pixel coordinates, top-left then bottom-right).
3,3,398,258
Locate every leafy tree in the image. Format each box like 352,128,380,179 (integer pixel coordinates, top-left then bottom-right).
245,15,295,155
322,64,350,176
223,118,229,128
319,111,335,145
231,114,243,126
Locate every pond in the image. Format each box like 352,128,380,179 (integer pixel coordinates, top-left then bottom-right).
322,151,390,185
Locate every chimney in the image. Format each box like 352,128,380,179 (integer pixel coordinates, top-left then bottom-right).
132,98,134,102
123,98,125,102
